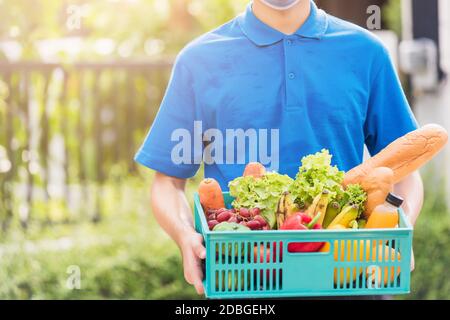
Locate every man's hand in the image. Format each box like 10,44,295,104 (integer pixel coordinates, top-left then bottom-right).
151,172,206,295
180,231,206,295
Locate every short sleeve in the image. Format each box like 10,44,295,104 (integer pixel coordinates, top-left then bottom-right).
134,54,201,178
364,48,419,156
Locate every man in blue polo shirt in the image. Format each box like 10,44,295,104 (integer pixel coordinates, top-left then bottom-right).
135,0,423,295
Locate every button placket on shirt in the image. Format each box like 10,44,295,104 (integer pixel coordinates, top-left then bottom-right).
284,37,299,110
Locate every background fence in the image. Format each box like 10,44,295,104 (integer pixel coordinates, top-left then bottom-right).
0,61,172,230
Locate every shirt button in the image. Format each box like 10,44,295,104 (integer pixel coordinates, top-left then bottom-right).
288,72,295,79
286,39,293,45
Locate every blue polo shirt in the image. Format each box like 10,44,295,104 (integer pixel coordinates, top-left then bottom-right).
135,0,417,190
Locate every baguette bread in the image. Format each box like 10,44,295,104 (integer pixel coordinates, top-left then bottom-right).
344,124,448,186
344,124,447,217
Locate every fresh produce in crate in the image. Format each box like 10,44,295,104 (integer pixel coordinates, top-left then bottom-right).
225,150,370,231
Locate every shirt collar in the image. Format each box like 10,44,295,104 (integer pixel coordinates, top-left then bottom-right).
238,0,328,46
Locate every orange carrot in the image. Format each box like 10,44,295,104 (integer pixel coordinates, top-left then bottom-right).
243,162,266,178
198,178,225,211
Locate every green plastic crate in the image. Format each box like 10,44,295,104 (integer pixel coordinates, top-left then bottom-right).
194,192,413,299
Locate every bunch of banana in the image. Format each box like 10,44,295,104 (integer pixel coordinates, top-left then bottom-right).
275,191,298,228
306,190,330,224
322,201,341,228
327,204,359,228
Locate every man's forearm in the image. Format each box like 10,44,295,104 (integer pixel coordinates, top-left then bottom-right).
151,173,195,246
393,171,424,225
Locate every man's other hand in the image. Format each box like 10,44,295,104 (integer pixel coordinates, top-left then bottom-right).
180,230,206,295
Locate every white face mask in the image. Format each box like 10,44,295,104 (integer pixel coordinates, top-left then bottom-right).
259,0,301,10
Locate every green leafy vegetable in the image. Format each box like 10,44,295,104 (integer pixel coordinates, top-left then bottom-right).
228,172,293,229
289,149,344,208
340,184,367,216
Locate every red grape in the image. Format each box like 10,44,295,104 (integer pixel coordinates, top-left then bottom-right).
208,220,219,230
216,211,232,222
246,220,261,230
219,207,268,231
253,215,267,226
207,213,216,221
239,208,250,218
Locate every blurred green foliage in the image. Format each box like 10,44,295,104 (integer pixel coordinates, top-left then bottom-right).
399,169,450,299
0,0,248,60
383,0,402,36
0,214,198,299
0,171,201,299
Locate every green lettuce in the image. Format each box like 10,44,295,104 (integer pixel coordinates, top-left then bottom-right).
228,172,293,229
289,149,345,208
339,184,367,216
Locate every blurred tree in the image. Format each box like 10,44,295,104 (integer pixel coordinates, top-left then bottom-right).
383,0,402,36
169,0,194,31
0,0,248,61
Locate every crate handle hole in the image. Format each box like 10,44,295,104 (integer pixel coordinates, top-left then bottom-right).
287,241,327,253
